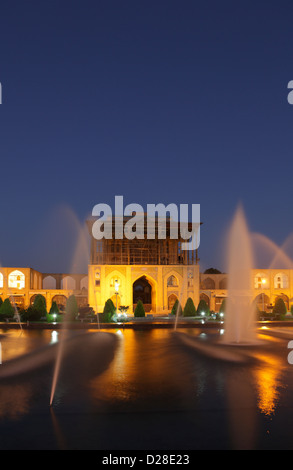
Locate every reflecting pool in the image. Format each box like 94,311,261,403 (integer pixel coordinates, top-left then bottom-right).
0,327,292,449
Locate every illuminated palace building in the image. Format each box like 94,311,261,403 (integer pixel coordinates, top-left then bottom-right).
0,217,293,314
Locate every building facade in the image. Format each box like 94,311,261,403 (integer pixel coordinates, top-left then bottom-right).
200,269,293,313
0,267,88,311
0,221,292,315
87,216,200,313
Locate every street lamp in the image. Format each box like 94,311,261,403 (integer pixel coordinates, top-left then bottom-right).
114,279,119,314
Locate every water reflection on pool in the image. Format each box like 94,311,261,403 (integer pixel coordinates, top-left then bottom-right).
0,327,292,449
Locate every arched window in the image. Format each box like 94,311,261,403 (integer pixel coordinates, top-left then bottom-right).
201,277,215,290
168,294,178,310
254,273,269,289
274,272,289,289
52,295,67,311
8,270,25,289
110,276,121,289
61,276,76,290
188,271,193,288
254,294,270,311
80,276,88,290
219,278,228,289
133,276,152,305
9,295,24,309
95,271,100,287
200,293,210,307
30,294,41,305
0,272,3,289
43,276,57,289
167,275,178,287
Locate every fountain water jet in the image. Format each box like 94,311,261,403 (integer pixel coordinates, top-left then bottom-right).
175,205,263,362
49,206,104,406
49,329,67,406
222,205,259,345
174,277,186,330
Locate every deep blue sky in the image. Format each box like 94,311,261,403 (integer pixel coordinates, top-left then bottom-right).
0,0,293,273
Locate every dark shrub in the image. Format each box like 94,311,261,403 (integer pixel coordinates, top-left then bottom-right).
100,298,116,322
196,299,209,316
134,300,145,317
0,298,15,321
49,301,59,315
33,294,47,316
273,298,287,316
171,299,182,316
22,306,42,322
183,297,197,317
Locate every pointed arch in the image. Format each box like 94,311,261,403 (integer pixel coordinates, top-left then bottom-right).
168,294,178,310
8,270,25,289
274,272,289,289
132,273,157,313
43,275,57,289
201,277,215,290
275,294,289,310
61,276,76,290
200,293,210,308
167,275,178,287
80,276,88,291
254,273,269,289
164,270,183,288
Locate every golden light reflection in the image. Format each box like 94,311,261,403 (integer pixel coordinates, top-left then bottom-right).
89,329,136,405
88,328,194,412
0,329,52,361
252,352,285,416
258,333,282,344
0,330,53,419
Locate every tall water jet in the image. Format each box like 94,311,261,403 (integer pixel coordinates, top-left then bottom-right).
49,206,103,406
49,205,89,406
174,277,186,330
222,206,257,345
49,329,67,406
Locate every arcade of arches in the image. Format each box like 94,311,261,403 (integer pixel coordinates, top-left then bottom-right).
0,265,293,315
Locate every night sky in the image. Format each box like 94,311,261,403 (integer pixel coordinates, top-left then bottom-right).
0,0,293,274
